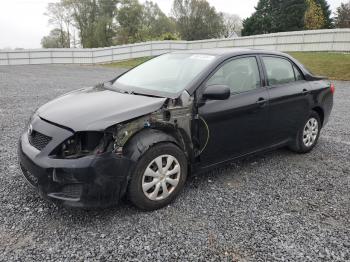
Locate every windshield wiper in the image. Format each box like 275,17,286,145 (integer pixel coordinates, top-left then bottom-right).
131,92,163,98
104,82,164,98
103,82,129,94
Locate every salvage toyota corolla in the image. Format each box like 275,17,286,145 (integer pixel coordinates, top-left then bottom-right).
18,48,334,210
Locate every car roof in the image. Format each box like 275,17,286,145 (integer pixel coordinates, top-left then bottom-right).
171,47,311,96
172,48,288,58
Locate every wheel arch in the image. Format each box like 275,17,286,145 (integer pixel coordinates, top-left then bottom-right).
123,128,188,162
312,106,324,126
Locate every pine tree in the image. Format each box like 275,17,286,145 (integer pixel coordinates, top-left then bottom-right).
275,0,308,32
242,0,307,36
242,0,273,36
315,0,333,28
304,0,326,30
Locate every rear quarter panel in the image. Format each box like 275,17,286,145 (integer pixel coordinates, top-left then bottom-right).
308,80,333,126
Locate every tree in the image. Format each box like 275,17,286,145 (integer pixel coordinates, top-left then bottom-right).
115,0,178,44
242,0,307,36
304,0,326,30
142,1,176,39
41,28,69,48
94,0,119,47
159,32,180,40
334,1,350,28
242,0,277,36
116,0,144,44
241,0,332,35
222,13,242,37
275,0,307,32
241,16,257,36
65,0,118,48
315,0,333,28
65,0,99,48
172,0,225,40
45,0,179,46
45,2,72,47
242,0,273,36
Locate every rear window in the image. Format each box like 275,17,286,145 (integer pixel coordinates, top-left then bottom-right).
262,56,296,85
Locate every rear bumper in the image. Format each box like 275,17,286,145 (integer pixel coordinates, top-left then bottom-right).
322,96,333,127
18,133,135,208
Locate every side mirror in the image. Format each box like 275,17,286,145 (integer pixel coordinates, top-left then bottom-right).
203,85,230,100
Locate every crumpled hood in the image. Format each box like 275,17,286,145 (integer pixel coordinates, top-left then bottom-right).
38,86,167,131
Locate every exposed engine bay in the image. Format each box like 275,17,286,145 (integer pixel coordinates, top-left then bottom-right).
108,90,203,161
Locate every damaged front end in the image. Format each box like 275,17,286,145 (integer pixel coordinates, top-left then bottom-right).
18,90,200,208
18,127,135,208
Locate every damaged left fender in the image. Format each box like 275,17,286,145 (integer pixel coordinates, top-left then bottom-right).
107,91,197,164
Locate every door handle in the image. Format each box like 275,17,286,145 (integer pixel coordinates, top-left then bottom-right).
256,98,267,107
302,89,310,95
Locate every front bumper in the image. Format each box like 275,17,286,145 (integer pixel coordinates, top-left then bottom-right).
18,119,135,208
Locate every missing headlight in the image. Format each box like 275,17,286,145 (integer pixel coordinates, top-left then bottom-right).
50,132,112,159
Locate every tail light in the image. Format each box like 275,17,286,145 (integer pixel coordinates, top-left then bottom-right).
330,83,335,94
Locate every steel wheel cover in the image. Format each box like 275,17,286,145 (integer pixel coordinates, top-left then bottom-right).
303,117,319,147
142,154,181,201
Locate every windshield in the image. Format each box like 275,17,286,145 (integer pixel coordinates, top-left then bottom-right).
113,53,216,96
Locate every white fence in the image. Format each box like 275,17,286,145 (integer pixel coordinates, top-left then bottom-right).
1,29,350,66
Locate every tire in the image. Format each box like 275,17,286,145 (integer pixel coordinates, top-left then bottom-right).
127,143,187,211
289,111,321,154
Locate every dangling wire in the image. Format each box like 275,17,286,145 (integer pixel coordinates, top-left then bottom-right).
198,115,210,155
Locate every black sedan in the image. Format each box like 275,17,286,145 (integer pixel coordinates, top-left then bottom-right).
18,48,334,210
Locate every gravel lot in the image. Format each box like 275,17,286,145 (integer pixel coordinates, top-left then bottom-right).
0,65,349,261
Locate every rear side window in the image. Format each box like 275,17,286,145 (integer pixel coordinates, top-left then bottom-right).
262,56,296,85
206,57,261,94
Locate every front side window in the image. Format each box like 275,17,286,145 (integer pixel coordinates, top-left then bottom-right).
206,57,261,94
262,56,296,85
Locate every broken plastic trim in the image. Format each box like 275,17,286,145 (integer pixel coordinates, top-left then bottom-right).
50,131,113,159
107,90,197,159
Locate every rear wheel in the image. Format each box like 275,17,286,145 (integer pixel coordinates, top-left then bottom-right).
127,143,187,210
289,111,321,153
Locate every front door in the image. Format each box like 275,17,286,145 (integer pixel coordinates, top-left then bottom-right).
198,56,270,167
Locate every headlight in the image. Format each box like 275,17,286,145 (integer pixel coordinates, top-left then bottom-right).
26,108,39,128
50,131,113,159
27,123,33,136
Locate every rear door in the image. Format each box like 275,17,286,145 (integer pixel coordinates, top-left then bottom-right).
260,55,311,143
198,56,270,166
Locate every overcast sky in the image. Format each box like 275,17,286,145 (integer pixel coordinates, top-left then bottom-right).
0,0,345,49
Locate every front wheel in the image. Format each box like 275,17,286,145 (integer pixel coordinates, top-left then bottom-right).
289,111,321,153
127,143,187,210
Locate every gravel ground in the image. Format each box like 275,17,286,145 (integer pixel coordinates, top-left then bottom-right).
0,65,349,261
